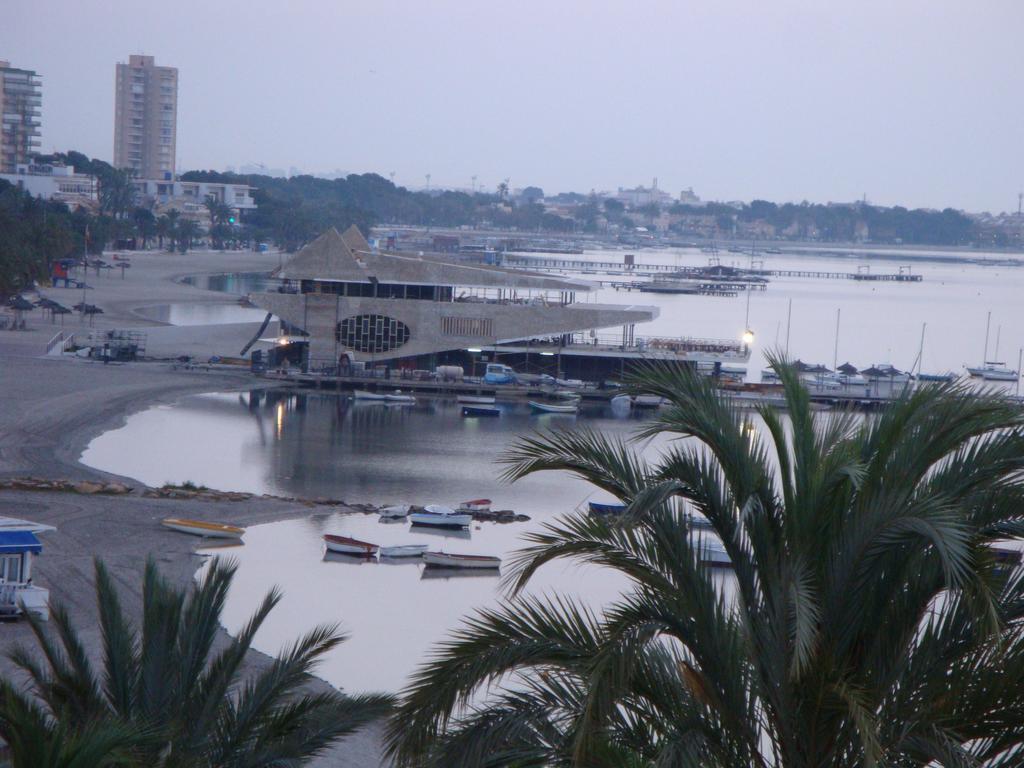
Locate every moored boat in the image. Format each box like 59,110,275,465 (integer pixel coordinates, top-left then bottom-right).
353,389,388,401
380,543,429,558
323,534,379,556
457,395,496,405
384,390,416,403
462,405,500,417
967,362,1019,381
698,542,732,568
631,394,664,408
422,551,501,569
409,505,473,529
589,501,627,516
378,504,410,518
457,498,492,512
990,545,1022,567
162,518,245,539
529,400,578,414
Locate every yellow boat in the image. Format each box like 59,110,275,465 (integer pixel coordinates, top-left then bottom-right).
161,518,245,539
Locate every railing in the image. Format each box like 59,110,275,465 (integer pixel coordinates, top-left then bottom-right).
45,331,73,355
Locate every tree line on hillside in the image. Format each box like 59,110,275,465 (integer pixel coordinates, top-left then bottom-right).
669,199,977,245
0,151,988,299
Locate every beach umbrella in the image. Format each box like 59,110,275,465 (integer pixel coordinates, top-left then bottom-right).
7,296,34,330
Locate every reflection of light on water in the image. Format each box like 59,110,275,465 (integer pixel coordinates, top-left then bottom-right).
275,402,284,439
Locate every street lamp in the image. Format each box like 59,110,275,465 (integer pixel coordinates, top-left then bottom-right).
742,329,755,347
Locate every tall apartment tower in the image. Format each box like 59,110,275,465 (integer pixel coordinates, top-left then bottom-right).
0,60,42,174
113,55,177,179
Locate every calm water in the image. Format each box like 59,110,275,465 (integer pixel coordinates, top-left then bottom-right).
82,249,1024,692
84,392,667,692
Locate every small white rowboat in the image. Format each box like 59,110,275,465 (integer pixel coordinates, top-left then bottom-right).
353,389,388,401
384,390,416,403
528,400,578,414
162,518,245,539
422,551,501,569
380,544,429,558
378,505,411,518
323,534,379,556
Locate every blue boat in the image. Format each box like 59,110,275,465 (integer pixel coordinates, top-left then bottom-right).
462,406,500,417
588,501,627,516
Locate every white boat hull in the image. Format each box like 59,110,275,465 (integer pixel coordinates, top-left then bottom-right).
968,367,1019,381
457,395,496,405
162,520,244,539
324,540,379,555
380,544,429,558
529,401,578,414
353,389,388,401
422,552,501,569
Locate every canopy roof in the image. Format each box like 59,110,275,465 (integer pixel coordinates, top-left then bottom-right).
0,531,42,554
278,227,592,292
0,516,55,534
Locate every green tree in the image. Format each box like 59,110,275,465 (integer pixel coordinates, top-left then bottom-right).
1,557,392,767
132,208,156,249
388,360,1024,767
176,218,199,253
94,165,136,220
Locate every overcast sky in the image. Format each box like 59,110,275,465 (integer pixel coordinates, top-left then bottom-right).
4,1,1022,212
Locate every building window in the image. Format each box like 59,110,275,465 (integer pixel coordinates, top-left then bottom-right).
336,314,410,353
440,316,493,337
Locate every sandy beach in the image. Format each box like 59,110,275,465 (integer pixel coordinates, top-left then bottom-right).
0,250,391,766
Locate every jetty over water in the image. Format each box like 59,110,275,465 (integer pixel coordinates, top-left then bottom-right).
495,254,922,283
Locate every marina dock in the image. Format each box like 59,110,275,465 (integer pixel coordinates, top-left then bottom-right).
258,371,940,411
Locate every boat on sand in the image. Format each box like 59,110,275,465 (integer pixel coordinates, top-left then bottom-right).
162,518,245,539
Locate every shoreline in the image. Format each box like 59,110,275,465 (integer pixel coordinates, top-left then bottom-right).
0,355,392,765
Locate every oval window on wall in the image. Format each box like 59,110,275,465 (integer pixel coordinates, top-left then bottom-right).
336,314,411,353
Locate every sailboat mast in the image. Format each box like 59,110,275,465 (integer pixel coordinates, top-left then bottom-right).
833,308,841,370
983,311,991,363
995,325,1001,362
785,298,792,357
916,322,926,377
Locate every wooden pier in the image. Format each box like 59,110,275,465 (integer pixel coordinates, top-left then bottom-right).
498,254,922,283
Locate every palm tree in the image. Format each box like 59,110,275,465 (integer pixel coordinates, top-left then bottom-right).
155,215,171,251
163,209,181,252
387,358,1024,767
175,218,198,253
1,557,392,767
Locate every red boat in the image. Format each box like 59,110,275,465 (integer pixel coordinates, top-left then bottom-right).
457,498,492,512
323,534,379,556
